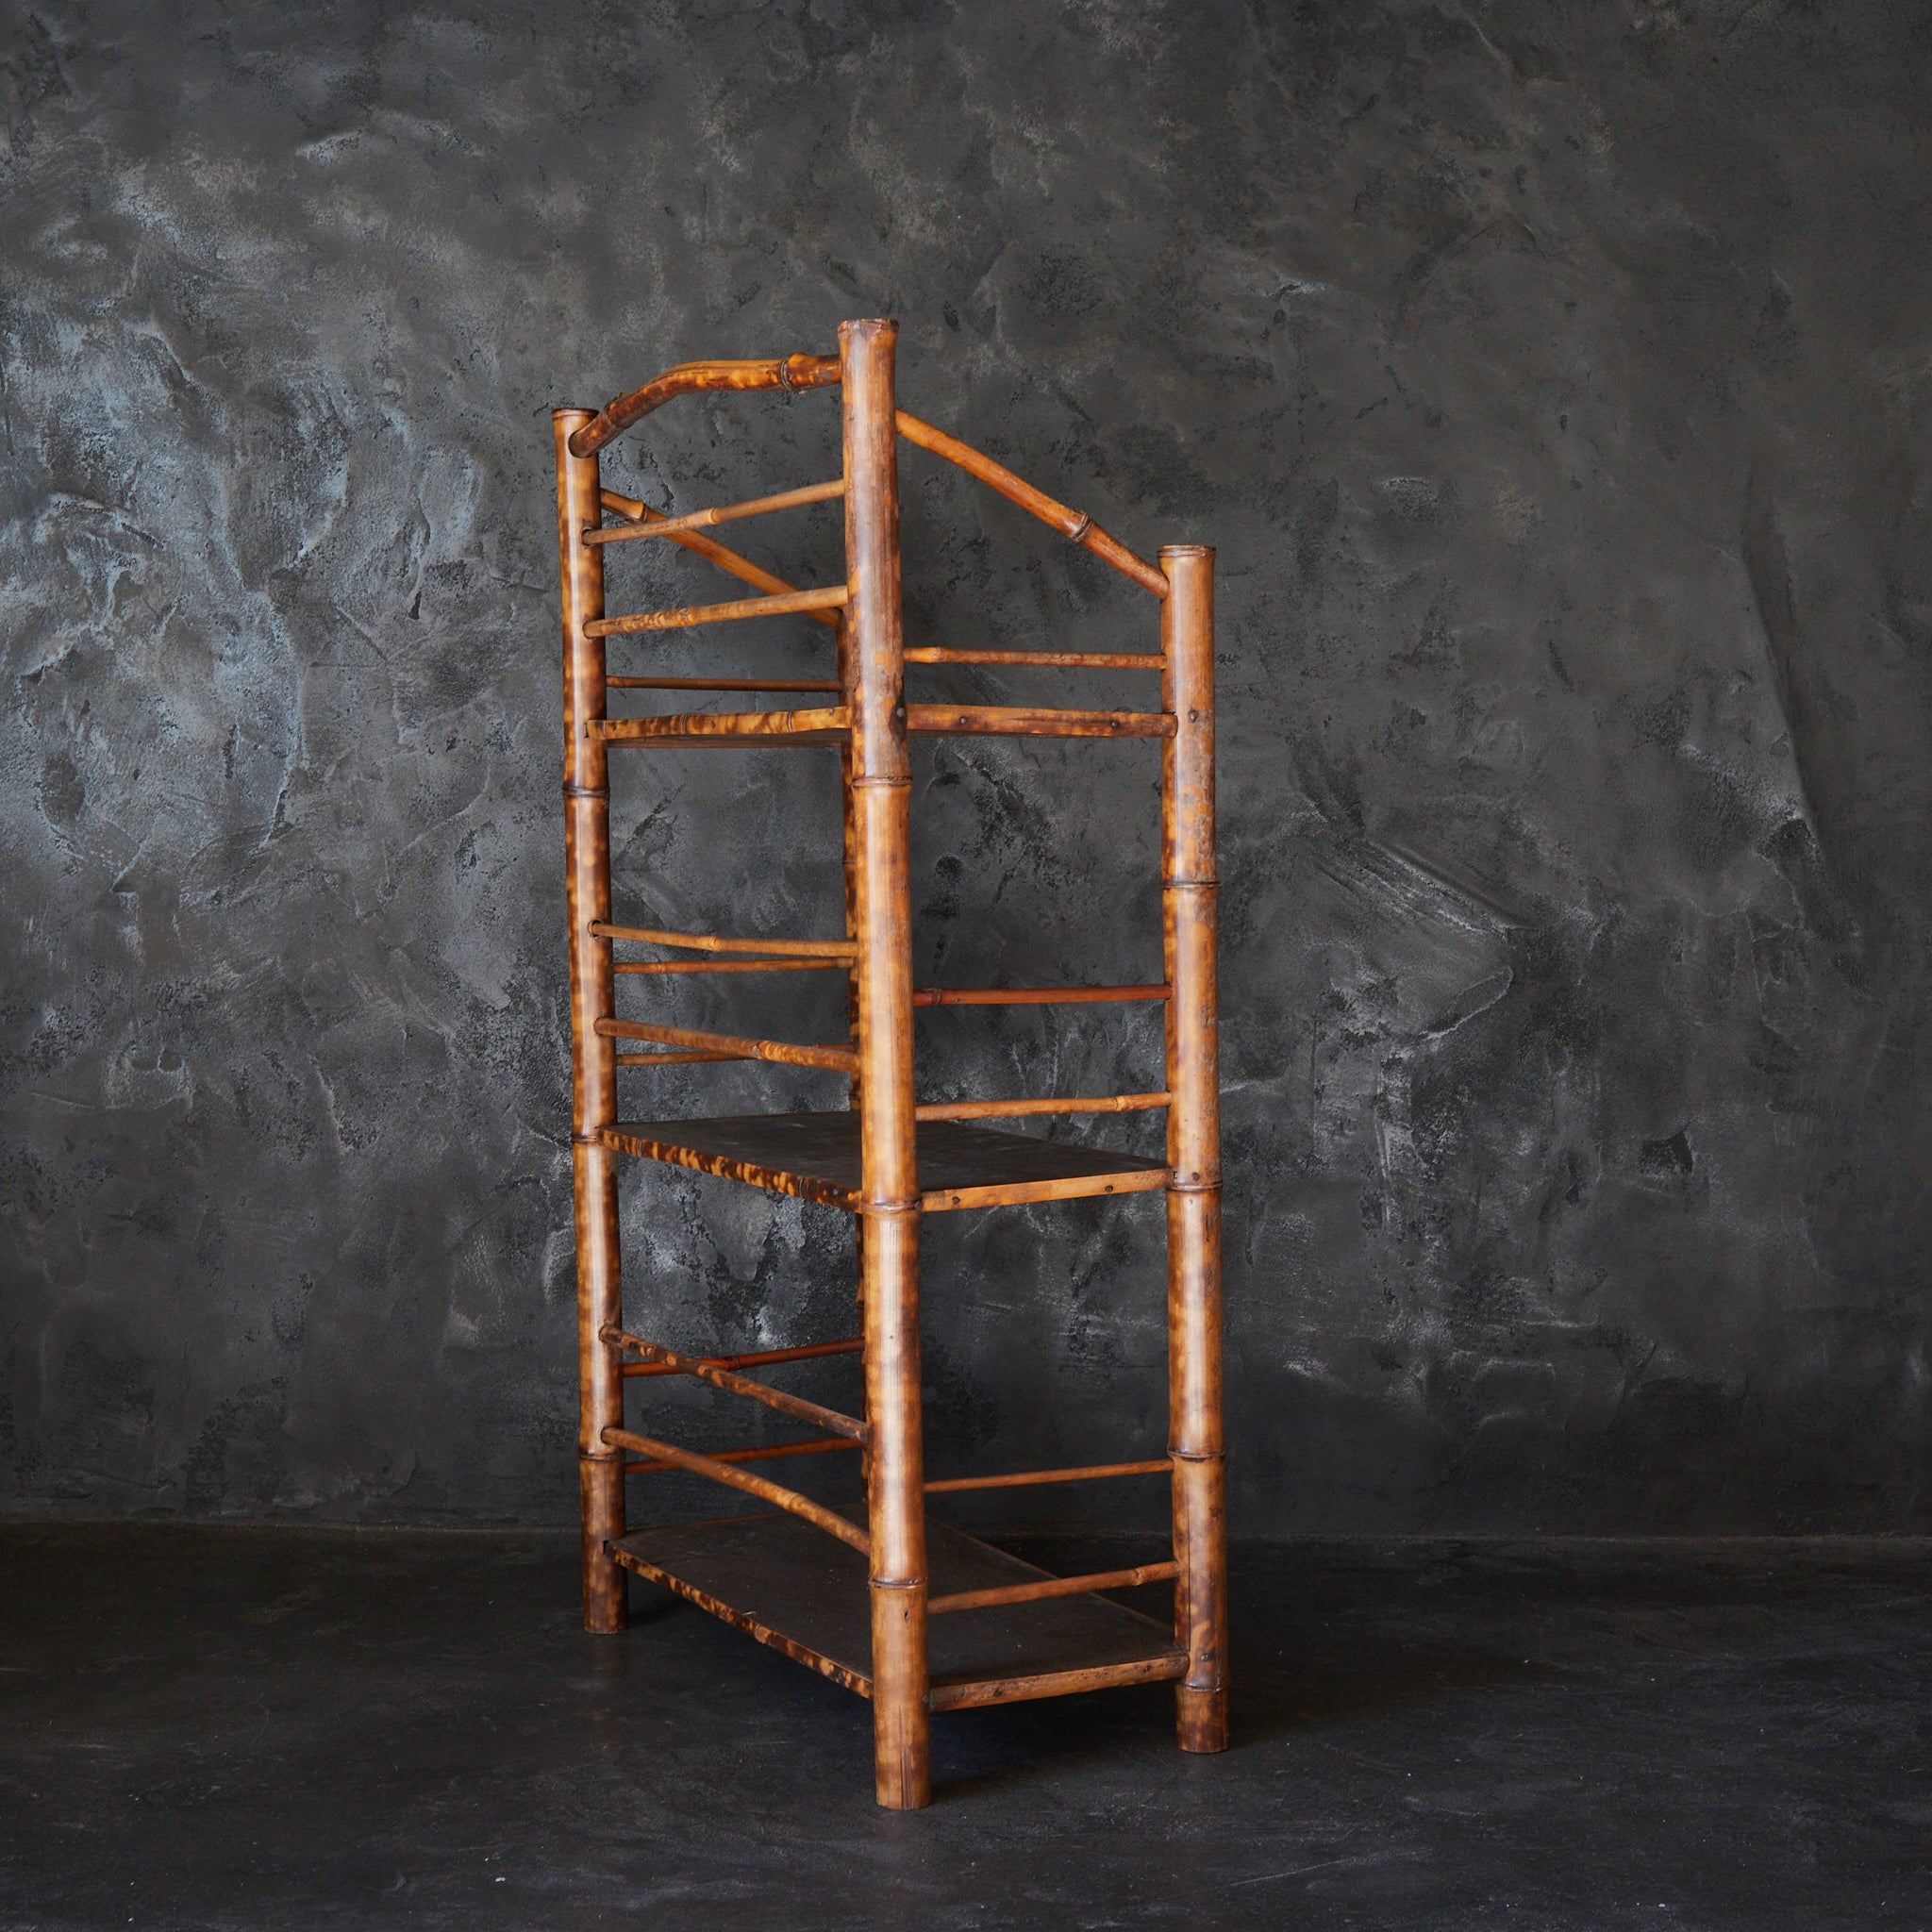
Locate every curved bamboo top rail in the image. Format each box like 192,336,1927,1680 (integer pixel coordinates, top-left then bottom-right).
596,489,845,630
584,477,844,547
569,353,842,457
895,410,1168,599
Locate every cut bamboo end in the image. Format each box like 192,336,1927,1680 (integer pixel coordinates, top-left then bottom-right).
591,923,857,959
928,1561,1180,1615
585,477,844,546
586,584,849,638
914,1092,1169,1122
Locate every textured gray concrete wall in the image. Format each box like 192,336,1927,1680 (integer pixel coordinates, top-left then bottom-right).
5,1,1930,1533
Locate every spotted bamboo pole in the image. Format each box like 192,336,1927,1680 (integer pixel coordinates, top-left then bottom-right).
555,408,626,1635
1161,544,1227,1753
842,318,930,1811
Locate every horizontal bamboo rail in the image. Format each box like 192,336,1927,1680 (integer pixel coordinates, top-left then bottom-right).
617,958,844,976
622,1338,863,1379
586,584,848,639
596,1017,859,1073
927,1560,1180,1616
929,1655,1190,1711
597,490,844,629
594,708,850,743
585,477,844,547
913,1091,1169,1123
913,984,1169,1007
896,410,1168,599
601,1324,868,1440
624,1437,858,1474
616,1049,744,1065
905,647,1164,671
591,923,857,959
603,1425,869,1553
608,676,842,692
570,353,841,457
906,704,1174,739
924,1457,1173,1494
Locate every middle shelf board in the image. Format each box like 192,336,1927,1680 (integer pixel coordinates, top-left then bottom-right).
599,1110,1170,1211
591,706,1174,750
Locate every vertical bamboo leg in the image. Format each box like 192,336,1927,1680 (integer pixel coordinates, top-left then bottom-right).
841,318,929,1809
1161,544,1227,1751
556,408,626,1634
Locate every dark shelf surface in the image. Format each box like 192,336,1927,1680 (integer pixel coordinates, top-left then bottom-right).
609,1511,1187,1709
600,1109,1170,1211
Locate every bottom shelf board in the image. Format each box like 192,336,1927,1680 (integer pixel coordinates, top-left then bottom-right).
608,1512,1188,1711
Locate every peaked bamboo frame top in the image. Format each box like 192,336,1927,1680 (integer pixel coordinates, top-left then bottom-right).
570,349,1171,601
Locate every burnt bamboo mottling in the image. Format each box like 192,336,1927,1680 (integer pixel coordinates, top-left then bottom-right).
842,317,931,1811
550,318,1224,1807
904,646,1162,670
554,408,626,1634
1161,545,1229,1754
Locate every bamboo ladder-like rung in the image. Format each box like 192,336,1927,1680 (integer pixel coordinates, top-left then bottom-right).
554,318,1224,1809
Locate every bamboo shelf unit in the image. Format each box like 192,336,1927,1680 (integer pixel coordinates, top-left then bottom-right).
552,319,1224,1809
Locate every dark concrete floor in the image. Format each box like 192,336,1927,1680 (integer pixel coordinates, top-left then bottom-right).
1,1524,1926,1930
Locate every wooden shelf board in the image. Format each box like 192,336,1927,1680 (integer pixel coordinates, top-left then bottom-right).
599,1110,1170,1211
608,1512,1187,1710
